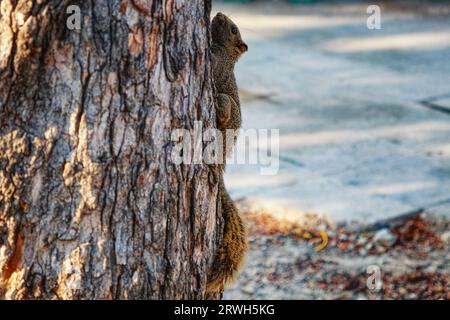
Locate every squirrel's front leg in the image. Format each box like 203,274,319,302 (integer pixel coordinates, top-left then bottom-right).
216,93,234,129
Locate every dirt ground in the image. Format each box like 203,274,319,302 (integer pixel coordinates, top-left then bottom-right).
224,201,450,300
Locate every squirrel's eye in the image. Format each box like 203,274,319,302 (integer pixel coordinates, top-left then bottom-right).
231,26,238,35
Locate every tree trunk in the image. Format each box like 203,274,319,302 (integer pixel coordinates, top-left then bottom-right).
0,0,222,299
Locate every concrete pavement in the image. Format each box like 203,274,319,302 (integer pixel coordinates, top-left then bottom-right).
214,1,450,225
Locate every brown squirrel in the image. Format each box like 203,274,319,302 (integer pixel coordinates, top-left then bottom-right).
206,12,248,294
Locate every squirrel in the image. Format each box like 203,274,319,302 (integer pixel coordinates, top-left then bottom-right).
206,12,249,295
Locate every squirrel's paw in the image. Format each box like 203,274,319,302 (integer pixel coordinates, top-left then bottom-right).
216,94,232,128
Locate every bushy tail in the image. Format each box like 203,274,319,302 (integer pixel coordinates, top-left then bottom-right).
206,176,248,294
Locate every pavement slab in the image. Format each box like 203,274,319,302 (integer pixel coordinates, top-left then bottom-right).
214,1,450,225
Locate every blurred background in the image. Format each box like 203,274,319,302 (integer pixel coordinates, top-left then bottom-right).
212,0,450,299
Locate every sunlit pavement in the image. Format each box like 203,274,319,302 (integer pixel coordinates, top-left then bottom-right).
214,1,450,225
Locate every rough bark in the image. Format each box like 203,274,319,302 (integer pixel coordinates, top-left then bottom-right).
0,0,222,299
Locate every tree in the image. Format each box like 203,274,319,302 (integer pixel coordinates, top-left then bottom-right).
0,0,222,299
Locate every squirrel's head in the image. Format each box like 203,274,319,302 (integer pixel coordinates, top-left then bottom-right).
211,12,248,60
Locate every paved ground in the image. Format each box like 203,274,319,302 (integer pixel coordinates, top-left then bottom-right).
214,0,450,225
